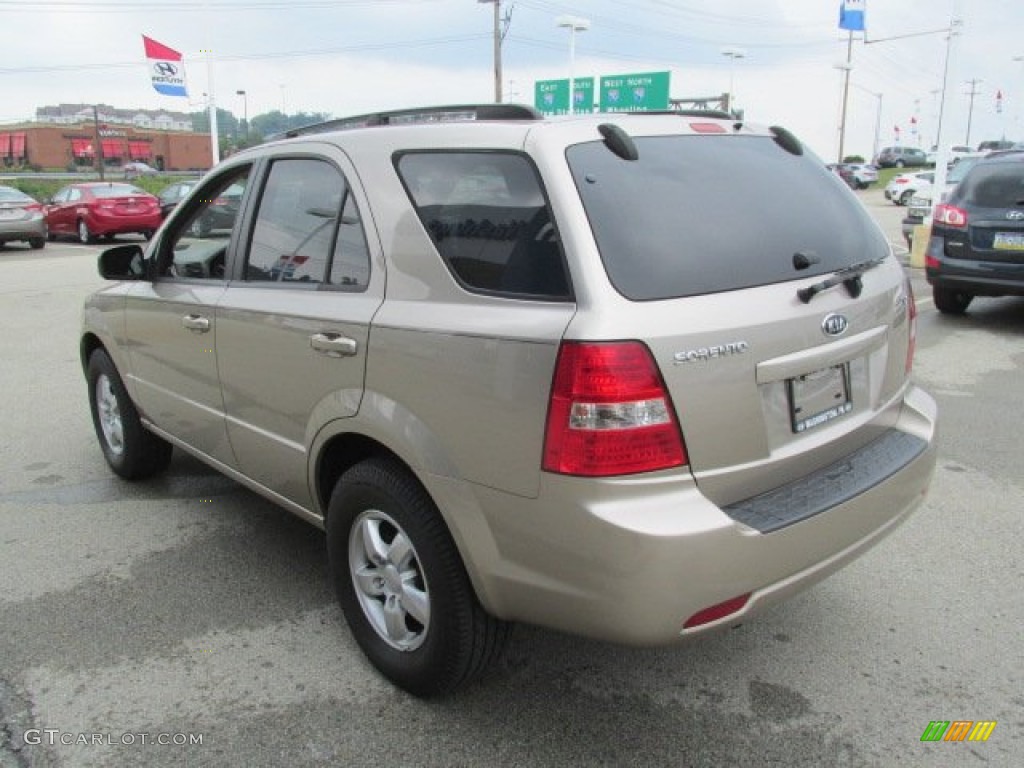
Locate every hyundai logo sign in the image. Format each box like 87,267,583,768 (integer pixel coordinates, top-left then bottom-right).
155,62,178,77
822,313,849,337
1006,210,1024,221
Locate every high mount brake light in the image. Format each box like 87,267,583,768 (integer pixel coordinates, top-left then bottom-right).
543,341,688,477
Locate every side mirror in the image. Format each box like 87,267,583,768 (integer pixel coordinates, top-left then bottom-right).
98,244,148,280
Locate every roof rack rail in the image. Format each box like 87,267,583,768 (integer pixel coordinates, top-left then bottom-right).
273,103,543,140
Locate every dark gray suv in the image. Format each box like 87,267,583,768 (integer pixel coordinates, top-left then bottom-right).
875,146,929,168
926,150,1024,313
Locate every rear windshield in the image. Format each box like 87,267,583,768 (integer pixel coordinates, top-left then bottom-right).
91,184,146,198
955,161,1024,208
0,187,32,203
566,134,889,300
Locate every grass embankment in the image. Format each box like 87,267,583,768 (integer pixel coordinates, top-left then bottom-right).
5,174,197,203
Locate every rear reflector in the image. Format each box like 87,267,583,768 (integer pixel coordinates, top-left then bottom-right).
905,278,917,375
543,341,687,476
683,593,751,629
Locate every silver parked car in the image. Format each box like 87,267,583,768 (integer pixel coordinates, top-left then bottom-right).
80,105,937,696
0,185,47,249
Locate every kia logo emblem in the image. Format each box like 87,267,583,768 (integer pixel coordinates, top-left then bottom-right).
822,313,849,337
155,62,178,77
1007,210,1024,221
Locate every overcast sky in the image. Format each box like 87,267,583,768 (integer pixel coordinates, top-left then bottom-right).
1,0,1022,160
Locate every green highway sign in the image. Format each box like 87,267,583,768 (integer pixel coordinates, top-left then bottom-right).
599,71,671,112
534,77,594,115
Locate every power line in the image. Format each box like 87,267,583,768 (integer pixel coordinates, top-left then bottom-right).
0,0,442,11
0,33,489,75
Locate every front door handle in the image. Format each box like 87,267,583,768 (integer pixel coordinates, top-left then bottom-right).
182,314,210,333
310,332,358,358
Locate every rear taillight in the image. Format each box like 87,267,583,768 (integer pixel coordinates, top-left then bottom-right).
934,203,967,229
905,278,917,374
894,178,909,184
24,202,42,212
542,341,688,477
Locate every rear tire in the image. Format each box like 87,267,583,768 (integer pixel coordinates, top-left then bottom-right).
326,458,510,697
87,349,173,479
78,219,95,244
29,237,45,250
932,285,973,315
899,190,914,206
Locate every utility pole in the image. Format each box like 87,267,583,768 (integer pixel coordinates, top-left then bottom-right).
964,78,983,146
478,0,504,103
837,31,854,162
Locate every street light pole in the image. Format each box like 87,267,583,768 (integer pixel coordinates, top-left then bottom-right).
963,78,983,146
1014,56,1024,134
236,89,248,143
721,47,746,113
853,84,883,162
556,15,590,115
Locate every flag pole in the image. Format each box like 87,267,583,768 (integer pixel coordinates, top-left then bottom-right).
206,52,220,167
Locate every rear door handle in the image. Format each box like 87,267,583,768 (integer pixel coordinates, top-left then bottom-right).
182,314,210,333
310,332,358,358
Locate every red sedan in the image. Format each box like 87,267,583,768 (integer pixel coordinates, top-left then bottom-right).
45,182,162,244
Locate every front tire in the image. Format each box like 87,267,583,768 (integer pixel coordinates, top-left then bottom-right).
932,285,973,314
87,349,173,479
326,458,510,697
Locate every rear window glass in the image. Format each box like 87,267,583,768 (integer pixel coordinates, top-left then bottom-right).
90,184,145,198
0,187,33,203
956,162,1024,208
397,152,571,300
567,135,889,300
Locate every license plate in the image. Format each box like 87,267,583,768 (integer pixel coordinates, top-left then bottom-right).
0,208,21,220
788,364,852,433
993,232,1024,251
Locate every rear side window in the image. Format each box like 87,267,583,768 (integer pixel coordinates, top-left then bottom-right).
91,184,145,198
956,162,1024,208
397,152,571,299
247,158,370,290
567,135,890,300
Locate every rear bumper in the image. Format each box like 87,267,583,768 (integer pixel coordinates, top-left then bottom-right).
926,256,1024,297
432,385,937,646
0,219,46,242
88,211,161,236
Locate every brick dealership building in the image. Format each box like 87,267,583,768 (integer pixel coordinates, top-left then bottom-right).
1,104,212,171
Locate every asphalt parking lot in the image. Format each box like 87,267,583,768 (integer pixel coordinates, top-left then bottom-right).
0,190,1021,767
